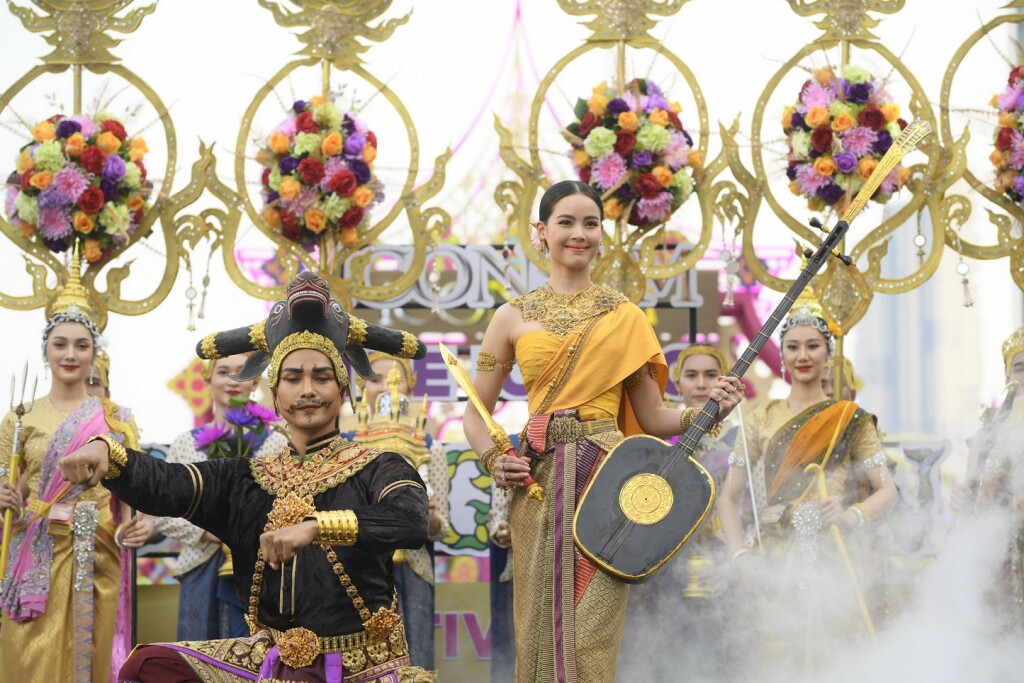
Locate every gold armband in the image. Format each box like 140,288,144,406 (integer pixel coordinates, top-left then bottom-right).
313,510,359,546
679,408,723,439
88,434,129,480
476,352,496,371
479,446,502,476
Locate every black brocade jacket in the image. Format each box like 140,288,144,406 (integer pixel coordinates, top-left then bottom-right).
102,431,429,637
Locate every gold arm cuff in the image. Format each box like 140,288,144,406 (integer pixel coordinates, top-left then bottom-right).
200,333,219,360
479,446,502,476
313,510,359,546
476,352,497,372
89,434,128,480
501,359,515,375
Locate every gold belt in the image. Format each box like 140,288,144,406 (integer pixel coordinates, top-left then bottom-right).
546,415,617,447
267,625,374,653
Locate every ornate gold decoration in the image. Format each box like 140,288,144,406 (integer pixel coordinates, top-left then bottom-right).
397,331,420,359
509,283,625,338
363,605,402,641
251,437,379,499
1004,325,1024,375
249,321,269,352
476,353,497,372
496,0,735,303
200,334,219,362
276,627,321,669
225,0,451,310
618,472,673,525
88,434,128,480
347,316,368,347
266,492,315,531
267,330,349,389
672,344,728,381
354,360,430,469
313,509,359,546
786,0,905,41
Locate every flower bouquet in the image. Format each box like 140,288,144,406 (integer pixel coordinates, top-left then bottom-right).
5,113,153,263
782,65,910,212
565,78,699,229
257,96,383,249
193,399,280,460
988,64,1024,203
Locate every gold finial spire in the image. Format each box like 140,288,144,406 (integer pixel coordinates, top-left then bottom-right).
386,361,401,420
45,241,101,328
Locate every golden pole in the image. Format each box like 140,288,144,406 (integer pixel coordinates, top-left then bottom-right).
615,40,625,92
1,365,37,586
73,64,83,115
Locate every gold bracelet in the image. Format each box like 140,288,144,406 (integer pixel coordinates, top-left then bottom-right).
476,352,497,372
679,408,724,439
479,446,502,476
313,510,359,546
88,434,129,480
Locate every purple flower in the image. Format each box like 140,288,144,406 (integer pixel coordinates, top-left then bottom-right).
349,159,371,185
292,100,307,113
344,132,365,158
682,130,694,148
646,93,669,113
193,422,232,450
785,163,798,181
817,182,845,205
636,192,673,222
840,126,877,157
1013,175,1024,197
51,166,89,203
5,186,17,216
843,81,873,104
801,82,835,109
100,177,119,201
279,156,299,175
224,406,259,428
592,153,627,190
631,151,653,167
37,207,72,239
342,114,355,135
37,187,69,209
795,164,830,195
790,112,806,130
69,115,96,138
618,183,639,200
103,155,126,182
606,98,630,114
872,130,893,155
834,152,858,175
266,190,280,204
247,402,279,425
878,171,899,195
55,119,81,139
42,235,70,252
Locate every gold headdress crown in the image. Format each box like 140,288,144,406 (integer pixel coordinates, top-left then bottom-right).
1003,325,1024,377
268,330,349,389
355,361,430,468
43,243,105,346
672,344,728,383
779,280,833,347
355,352,417,391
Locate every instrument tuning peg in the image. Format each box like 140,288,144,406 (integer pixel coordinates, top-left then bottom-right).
808,217,831,234
802,247,814,259
831,250,853,266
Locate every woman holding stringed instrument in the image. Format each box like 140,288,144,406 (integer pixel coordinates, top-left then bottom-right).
0,252,150,682
716,286,896,676
463,180,743,683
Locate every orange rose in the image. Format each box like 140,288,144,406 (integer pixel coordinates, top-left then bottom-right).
127,195,145,212
321,131,343,157
32,122,55,142
687,149,703,170
669,101,682,115
604,198,623,220
789,180,802,196
268,131,291,155
65,133,86,157
29,172,53,190
573,149,591,168
96,131,121,155
129,137,149,162
651,166,673,187
588,95,608,116
16,151,34,175
304,209,328,234
999,112,1019,129
262,206,282,229
857,156,877,180
278,177,302,201
831,113,855,132
618,112,638,132
880,104,900,123
73,212,95,234
805,106,830,128
648,109,669,127
362,145,377,164
814,68,833,85
813,156,837,176
990,94,1000,108
782,105,796,129
340,226,358,246
18,223,36,238
991,149,1006,167
352,186,375,208
83,238,103,263
310,96,326,107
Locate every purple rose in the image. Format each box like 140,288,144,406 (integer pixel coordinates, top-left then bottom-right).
100,177,119,201
631,151,653,167
349,159,371,185
808,149,822,160
344,132,365,157
844,82,872,104
817,182,845,205
266,191,280,204
103,154,126,182
647,93,669,113
785,163,798,181
791,112,806,130
873,130,893,155
342,114,355,135
42,236,70,252
279,156,299,175
618,183,638,200
1014,175,1024,196
606,98,630,115
55,119,81,139
292,100,307,113
834,152,858,175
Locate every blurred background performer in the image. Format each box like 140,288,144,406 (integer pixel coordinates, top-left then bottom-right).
0,254,150,682
350,353,450,671
155,354,286,641
716,287,897,676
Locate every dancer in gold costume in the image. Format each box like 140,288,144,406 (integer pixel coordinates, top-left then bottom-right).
0,255,149,682
463,181,743,683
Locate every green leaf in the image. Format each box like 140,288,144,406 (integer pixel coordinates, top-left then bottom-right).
574,98,589,121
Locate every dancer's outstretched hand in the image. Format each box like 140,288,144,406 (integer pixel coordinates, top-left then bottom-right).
59,440,111,488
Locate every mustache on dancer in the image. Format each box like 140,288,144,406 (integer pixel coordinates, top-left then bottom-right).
285,397,329,413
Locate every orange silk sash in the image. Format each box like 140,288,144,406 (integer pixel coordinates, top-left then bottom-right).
766,400,858,502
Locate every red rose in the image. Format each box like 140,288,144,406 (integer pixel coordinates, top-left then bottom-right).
328,170,357,197
20,173,31,190
997,126,1015,151
366,131,377,149
76,187,105,214
340,206,364,229
614,130,636,157
132,209,144,225
261,167,271,186
295,111,319,134
79,146,107,175
667,112,683,131
100,119,128,141
810,125,833,153
635,173,663,199
280,210,300,239
579,167,591,184
298,158,324,185
897,118,908,131
1010,66,1024,85
578,112,600,138
857,105,886,131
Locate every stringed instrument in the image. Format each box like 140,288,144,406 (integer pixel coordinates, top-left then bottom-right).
573,120,932,582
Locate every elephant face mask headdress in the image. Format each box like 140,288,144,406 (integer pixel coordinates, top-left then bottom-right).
195,272,426,390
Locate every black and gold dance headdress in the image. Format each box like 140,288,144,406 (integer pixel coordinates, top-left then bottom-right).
195,272,426,388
